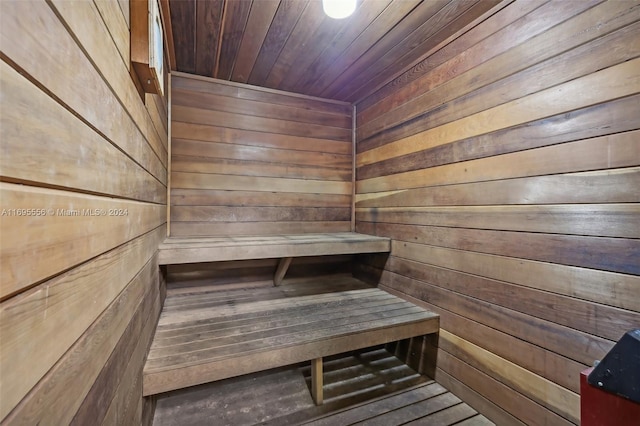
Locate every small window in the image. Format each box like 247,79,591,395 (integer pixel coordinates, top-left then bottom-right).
131,0,165,96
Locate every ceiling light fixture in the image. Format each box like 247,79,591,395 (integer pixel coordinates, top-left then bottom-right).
322,0,356,19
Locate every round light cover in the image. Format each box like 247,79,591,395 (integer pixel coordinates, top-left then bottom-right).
322,0,356,19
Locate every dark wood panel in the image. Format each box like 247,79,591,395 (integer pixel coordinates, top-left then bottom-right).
249,0,312,86
170,221,351,237
171,206,350,222
357,132,639,193
355,168,640,208
435,350,573,426
379,272,612,367
352,2,640,425
231,0,280,83
341,0,503,102
357,0,609,134
264,1,341,90
172,139,351,168
170,0,196,73
216,0,252,80
288,0,393,94
357,95,640,179
357,222,640,275
357,0,546,112
194,0,223,76
171,189,350,207
172,122,351,155
70,258,160,425
171,155,352,181
359,13,639,144
356,204,640,238
173,105,351,141
320,0,450,99
172,72,352,115
306,0,422,97
385,256,638,341
172,88,352,128
167,0,498,101
169,75,352,237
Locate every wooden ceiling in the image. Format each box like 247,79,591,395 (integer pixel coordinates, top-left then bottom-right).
168,0,499,102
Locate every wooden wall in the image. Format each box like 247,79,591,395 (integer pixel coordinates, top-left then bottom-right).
170,72,353,237
354,1,640,425
0,1,167,424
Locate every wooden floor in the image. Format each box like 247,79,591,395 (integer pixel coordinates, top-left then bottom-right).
151,277,491,425
153,347,492,426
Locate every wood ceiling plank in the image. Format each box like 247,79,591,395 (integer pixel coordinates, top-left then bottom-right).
277,1,374,93
305,0,421,97
356,0,542,115
195,0,224,77
263,0,330,89
320,0,449,99
231,0,281,83
346,0,503,102
216,0,252,80
289,0,392,94
248,0,309,86
170,0,196,73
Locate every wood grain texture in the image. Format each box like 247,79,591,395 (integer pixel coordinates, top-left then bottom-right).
216,0,252,80
170,74,353,237
194,0,223,76
0,0,167,182
158,232,390,265
167,0,493,102
357,58,640,167
358,95,640,180
355,2,640,424
4,248,161,425
143,287,438,395
358,131,640,193
0,0,167,423
231,0,280,83
0,62,165,204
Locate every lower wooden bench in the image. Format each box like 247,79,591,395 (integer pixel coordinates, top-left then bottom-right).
142,287,439,404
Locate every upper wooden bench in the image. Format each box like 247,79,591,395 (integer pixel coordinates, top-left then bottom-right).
158,232,391,264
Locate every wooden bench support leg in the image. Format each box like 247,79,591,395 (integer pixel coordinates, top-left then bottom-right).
311,357,323,405
273,257,293,286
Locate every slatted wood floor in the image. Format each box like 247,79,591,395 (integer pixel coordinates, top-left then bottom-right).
153,346,493,426
143,275,438,395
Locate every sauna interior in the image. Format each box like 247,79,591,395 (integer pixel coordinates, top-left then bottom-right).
1,0,639,425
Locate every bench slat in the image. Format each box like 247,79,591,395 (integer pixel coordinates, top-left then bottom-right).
158,232,391,264
143,287,439,396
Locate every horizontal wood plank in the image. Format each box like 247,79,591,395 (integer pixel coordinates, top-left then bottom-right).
172,122,351,154
158,233,390,264
0,62,165,204
0,183,165,296
171,189,351,207
356,204,640,238
1,229,163,421
358,131,640,193
172,172,352,195
355,168,640,207
357,58,640,167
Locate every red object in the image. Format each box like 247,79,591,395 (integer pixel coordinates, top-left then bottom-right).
581,367,640,426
